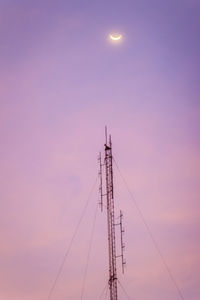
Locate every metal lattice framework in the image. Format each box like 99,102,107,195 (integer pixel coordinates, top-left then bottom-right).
98,128,125,300
105,134,118,300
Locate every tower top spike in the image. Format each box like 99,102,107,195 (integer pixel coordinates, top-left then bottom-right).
105,126,108,145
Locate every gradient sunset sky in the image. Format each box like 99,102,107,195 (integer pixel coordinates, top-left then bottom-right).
0,0,200,300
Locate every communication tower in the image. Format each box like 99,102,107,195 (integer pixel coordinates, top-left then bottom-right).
98,128,125,300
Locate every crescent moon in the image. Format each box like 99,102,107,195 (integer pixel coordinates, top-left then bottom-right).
109,34,122,41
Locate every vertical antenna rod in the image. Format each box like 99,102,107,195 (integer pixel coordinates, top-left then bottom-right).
104,131,118,300
98,152,103,212
119,210,126,274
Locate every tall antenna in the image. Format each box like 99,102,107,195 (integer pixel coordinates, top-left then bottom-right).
98,128,125,300
98,152,103,212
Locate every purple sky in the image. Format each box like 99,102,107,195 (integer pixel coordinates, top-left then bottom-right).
0,0,200,299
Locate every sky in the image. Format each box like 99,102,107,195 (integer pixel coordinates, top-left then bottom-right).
0,0,200,299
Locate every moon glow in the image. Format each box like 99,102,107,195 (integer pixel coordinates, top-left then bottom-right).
109,33,122,41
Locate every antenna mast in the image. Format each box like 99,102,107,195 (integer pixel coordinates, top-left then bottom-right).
99,128,125,300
